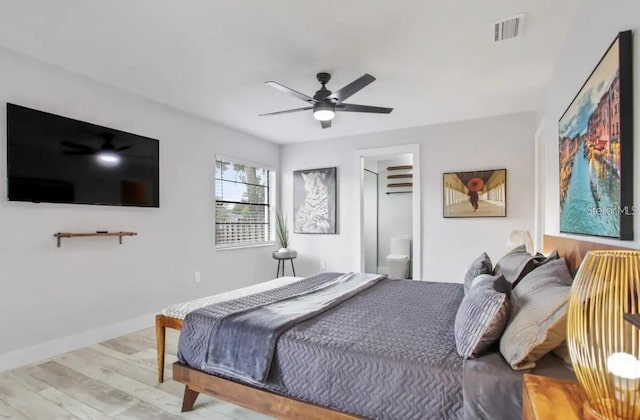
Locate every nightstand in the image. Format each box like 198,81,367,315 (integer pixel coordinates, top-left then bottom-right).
522,374,599,420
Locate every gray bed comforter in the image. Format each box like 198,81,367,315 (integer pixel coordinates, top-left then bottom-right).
205,272,382,385
178,273,465,420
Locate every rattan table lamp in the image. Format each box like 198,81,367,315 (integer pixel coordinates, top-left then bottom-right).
567,251,640,419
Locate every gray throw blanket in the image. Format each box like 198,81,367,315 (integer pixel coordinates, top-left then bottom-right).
204,272,383,385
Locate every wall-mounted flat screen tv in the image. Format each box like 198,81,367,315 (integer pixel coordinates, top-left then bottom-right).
7,103,159,207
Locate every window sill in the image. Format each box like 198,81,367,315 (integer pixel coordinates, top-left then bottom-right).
216,242,276,251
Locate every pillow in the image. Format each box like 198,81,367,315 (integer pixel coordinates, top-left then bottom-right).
455,274,511,359
499,258,573,370
534,249,559,265
469,273,512,294
464,252,492,293
493,245,537,288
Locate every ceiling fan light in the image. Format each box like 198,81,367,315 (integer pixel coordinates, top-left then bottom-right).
313,109,335,121
313,101,335,121
96,151,121,166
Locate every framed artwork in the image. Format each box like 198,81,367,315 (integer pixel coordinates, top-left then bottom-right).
443,169,507,218
559,30,633,240
293,167,337,234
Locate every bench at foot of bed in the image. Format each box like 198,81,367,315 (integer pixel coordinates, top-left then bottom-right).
155,314,183,383
172,362,360,419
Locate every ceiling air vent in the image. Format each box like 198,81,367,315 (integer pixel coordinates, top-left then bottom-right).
493,13,524,42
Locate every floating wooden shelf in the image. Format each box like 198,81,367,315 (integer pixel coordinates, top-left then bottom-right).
387,182,413,188
387,165,413,171
625,313,640,329
54,231,137,248
387,174,413,179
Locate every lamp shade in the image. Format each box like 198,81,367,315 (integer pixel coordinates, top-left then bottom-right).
567,251,640,419
506,230,533,254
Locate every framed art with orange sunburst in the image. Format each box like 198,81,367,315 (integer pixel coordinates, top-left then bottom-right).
443,169,506,218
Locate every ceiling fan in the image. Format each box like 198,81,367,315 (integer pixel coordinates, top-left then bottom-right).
62,133,130,165
259,72,393,129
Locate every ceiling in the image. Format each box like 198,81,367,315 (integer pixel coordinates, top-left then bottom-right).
0,0,581,144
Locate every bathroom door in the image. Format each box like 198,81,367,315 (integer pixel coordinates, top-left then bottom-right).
363,170,378,273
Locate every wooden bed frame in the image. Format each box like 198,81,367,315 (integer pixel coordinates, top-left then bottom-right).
163,235,635,418
542,234,631,273
173,362,359,419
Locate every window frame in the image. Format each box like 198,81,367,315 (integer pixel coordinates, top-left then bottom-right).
214,155,276,250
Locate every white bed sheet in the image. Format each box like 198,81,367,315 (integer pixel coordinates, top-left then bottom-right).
162,276,305,320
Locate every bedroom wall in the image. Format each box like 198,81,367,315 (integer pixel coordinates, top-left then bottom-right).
0,48,279,370
281,112,536,281
536,0,640,248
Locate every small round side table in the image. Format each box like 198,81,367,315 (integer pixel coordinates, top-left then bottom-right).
273,250,297,278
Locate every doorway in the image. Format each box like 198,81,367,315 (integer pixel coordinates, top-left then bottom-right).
357,144,421,280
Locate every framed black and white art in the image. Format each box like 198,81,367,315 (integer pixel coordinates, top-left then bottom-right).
293,167,337,234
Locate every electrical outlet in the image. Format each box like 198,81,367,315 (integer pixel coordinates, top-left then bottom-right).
194,271,201,283
320,259,326,270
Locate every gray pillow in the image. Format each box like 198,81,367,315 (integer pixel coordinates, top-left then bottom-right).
493,245,537,288
534,249,559,266
455,274,511,359
464,252,492,293
499,258,573,370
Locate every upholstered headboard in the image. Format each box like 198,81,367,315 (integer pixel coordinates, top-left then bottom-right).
543,235,635,274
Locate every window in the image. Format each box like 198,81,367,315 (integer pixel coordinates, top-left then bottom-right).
215,157,274,248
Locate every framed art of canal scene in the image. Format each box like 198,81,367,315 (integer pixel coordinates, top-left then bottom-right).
443,169,506,218
559,30,633,240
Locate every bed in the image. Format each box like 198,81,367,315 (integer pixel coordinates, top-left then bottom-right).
155,276,304,382
163,235,629,419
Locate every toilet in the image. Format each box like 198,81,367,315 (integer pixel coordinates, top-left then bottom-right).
386,238,411,279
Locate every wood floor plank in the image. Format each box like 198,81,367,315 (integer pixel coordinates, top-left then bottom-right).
4,326,271,420
38,387,112,420
114,401,181,420
71,346,185,397
6,369,50,392
89,344,172,379
0,376,78,419
55,353,228,420
0,397,28,419
66,349,244,418
99,337,141,356
26,361,138,417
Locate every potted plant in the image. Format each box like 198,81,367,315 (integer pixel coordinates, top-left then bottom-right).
275,211,290,253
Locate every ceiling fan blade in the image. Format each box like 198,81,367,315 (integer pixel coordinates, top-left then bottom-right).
61,141,96,152
328,74,376,103
321,120,332,129
115,146,131,151
64,150,95,155
336,103,393,114
259,107,313,117
265,81,316,104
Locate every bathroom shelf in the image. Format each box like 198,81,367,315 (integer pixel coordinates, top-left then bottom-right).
387,165,413,171
386,191,412,195
387,174,413,179
387,183,413,188
54,231,137,248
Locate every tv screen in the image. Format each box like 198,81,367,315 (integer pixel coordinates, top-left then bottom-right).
7,104,159,207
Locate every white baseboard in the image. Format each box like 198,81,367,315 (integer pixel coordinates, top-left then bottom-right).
0,312,156,373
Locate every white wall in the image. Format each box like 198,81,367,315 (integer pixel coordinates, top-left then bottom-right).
536,0,640,248
377,156,413,268
0,48,279,369
281,112,536,281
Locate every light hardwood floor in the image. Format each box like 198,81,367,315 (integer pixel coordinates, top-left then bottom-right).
0,328,272,419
